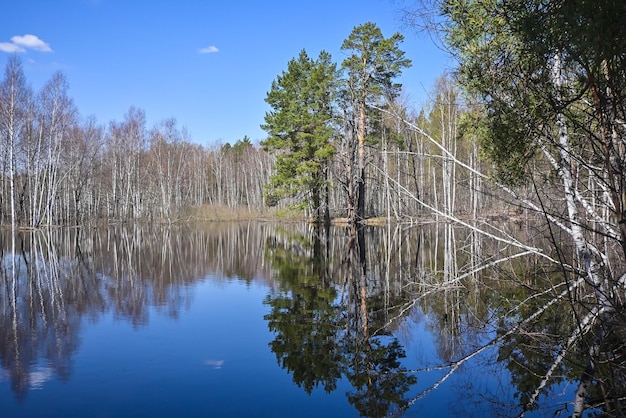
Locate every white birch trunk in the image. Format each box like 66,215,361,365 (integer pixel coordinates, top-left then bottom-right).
552,54,613,309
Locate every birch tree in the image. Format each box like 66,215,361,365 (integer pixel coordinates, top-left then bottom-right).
148,118,189,221
400,0,626,414
64,117,103,225
106,107,146,220
0,56,31,229
35,71,77,226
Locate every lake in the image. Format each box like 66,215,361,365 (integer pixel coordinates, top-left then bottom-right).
0,221,622,417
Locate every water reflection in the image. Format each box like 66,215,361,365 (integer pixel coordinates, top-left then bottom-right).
263,221,626,417
0,221,624,417
264,224,416,417
0,231,82,400
0,223,274,400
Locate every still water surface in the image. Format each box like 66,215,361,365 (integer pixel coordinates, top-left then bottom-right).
0,221,601,417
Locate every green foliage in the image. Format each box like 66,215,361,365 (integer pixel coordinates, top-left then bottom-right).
263,230,341,394
220,135,253,159
510,0,626,75
341,22,411,104
264,229,417,416
340,21,412,146
220,142,231,153
440,0,547,185
459,104,537,186
440,0,626,186
339,22,412,221
345,337,417,417
261,49,337,213
232,135,252,154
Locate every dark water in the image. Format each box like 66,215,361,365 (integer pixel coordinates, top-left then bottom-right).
0,222,621,417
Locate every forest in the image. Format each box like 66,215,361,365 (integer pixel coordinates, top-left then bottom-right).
0,22,491,228
2,1,626,415
0,3,624,231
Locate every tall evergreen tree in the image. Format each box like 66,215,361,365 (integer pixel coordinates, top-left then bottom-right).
340,22,411,223
261,49,337,222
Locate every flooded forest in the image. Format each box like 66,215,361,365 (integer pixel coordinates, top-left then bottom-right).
2,2,626,417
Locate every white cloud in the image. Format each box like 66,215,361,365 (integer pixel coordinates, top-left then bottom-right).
199,45,219,54
0,34,52,53
11,34,52,52
0,42,25,53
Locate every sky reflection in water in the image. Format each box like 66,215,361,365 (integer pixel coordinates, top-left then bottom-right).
0,223,596,417
0,277,361,418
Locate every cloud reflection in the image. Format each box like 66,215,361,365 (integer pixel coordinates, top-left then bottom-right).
203,360,224,369
28,367,53,390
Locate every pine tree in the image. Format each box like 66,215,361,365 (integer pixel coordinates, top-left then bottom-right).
261,49,337,222
340,22,411,223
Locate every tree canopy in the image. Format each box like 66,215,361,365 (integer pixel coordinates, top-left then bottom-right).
261,49,337,220
340,22,412,222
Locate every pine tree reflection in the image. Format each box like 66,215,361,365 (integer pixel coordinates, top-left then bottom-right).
2,221,618,415
264,224,342,394
264,224,416,417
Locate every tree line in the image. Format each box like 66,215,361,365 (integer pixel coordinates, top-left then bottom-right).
1,21,499,229
0,58,274,227
259,20,501,225
261,2,626,415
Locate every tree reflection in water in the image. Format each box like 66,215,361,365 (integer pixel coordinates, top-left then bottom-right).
264,224,416,417
0,230,83,400
263,224,341,394
264,221,626,417
0,221,624,416
0,223,274,400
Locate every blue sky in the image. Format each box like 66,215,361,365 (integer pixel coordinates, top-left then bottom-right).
1,0,451,146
